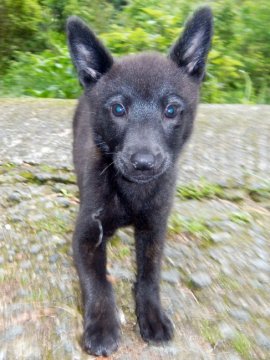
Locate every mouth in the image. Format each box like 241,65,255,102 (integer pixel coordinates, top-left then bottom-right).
122,172,164,184
115,157,169,184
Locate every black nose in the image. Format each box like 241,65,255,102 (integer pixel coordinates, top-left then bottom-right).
130,152,155,171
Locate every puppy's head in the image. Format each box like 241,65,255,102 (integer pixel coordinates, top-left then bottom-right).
67,8,213,184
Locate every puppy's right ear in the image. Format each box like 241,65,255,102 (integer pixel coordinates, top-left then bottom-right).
66,16,113,88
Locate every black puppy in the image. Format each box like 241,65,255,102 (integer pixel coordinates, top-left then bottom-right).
67,7,213,357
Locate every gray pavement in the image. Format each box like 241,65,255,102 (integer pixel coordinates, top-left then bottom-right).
0,100,270,359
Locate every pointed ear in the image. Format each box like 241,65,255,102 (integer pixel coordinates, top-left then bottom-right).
66,16,113,88
169,7,213,81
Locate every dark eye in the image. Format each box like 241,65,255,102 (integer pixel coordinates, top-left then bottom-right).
164,104,177,118
112,103,126,117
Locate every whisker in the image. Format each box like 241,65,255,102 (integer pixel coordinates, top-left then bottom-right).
100,161,114,176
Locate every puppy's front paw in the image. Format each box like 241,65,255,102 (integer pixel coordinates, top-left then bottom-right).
83,314,120,356
137,303,174,343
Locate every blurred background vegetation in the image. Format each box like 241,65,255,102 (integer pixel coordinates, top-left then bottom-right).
0,0,269,103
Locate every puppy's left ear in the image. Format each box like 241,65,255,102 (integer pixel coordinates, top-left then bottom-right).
169,7,213,81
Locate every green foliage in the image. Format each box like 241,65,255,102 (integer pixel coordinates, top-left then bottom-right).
0,45,80,99
39,0,115,32
204,0,270,103
63,0,115,33
0,0,43,69
0,0,269,103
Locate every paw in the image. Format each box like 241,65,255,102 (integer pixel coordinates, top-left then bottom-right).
137,304,174,342
83,316,120,356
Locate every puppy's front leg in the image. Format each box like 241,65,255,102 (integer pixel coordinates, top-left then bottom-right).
134,218,174,342
73,207,120,356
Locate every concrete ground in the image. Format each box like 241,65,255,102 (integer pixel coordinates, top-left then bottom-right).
0,99,270,359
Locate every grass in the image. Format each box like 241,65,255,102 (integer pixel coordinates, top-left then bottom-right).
118,246,131,259
176,180,224,200
176,178,270,205
0,162,76,186
231,333,252,359
0,162,16,173
218,274,241,291
39,164,59,173
248,183,270,202
168,212,211,240
229,211,251,224
20,170,42,184
199,320,220,346
200,321,253,359
19,169,76,185
110,234,121,247
32,215,73,235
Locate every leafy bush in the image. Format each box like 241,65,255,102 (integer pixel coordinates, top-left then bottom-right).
0,0,44,69
1,0,269,103
0,45,81,99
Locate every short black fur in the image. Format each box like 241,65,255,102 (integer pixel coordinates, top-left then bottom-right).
67,7,213,357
